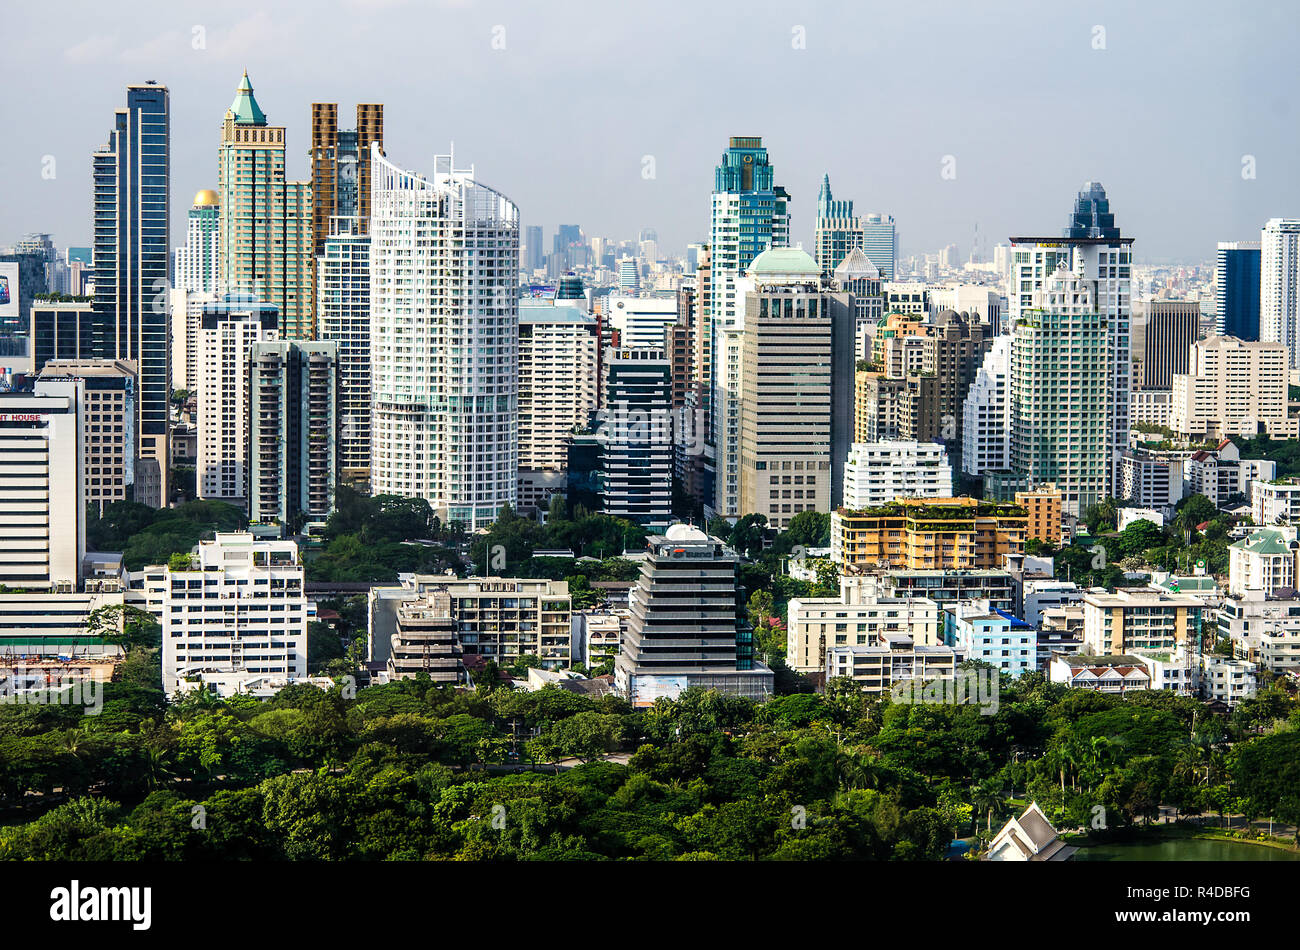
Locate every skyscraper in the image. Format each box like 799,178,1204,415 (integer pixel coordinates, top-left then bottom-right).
709,136,790,517
709,136,790,333
923,309,991,450
309,101,383,257
316,216,372,487
862,212,897,279
175,190,220,293
1139,299,1200,390
524,225,544,272
602,347,674,525
813,174,864,273
517,296,598,510
552,224,583,274
92,82,170,507
737,248,855,526
1215,240,1261,340
369,145,519,529
832,246,884,360
1261,219,1300,369
1010,181,1132,497
217,72,314,339
1010,261,1111,517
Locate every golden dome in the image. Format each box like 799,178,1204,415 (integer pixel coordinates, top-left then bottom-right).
192,189,220,207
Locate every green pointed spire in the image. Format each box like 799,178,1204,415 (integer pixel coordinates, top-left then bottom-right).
229,70,267,125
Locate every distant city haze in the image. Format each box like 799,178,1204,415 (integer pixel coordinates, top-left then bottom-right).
3,0,1297,261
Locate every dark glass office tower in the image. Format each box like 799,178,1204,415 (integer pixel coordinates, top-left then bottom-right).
93,83,170,506
1216,241,1261,340
1063,181,1121,239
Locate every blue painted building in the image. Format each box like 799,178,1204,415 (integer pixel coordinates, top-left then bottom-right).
945,601,1037,678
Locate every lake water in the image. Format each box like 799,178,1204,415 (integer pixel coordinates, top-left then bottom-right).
1077,837,1300,861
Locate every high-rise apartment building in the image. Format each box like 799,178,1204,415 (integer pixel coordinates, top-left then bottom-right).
841,441,953,508
168,289,217,394
1009,182,1132,502
1216,241,1261,340
369,146,519,529
92,82,169,507
813,174,864,273
831,498,1026,572
36,360,136,513
923,309,991,447
854,370,939,444
309,101,383,258
174,190,220,293
197,295,279,506
962,334,1012,477
1261,218,1300,369
247,340,338,525
602,347,674,525
217,73,314,339
0,384,84,591
1010,261,1111,517
316,216,371,486
518,300,598,510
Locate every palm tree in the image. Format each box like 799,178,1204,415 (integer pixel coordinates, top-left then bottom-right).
1082,735,1115,793
971,779,1005,835
145,745,177,790
840,752,885,792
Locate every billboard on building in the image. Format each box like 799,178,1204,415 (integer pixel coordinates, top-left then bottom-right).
629,674,688,708
0,262,18,321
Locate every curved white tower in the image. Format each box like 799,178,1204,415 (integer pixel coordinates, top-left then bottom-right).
369,144,519,529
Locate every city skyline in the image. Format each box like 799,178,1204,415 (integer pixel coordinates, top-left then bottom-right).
3,0,1297,262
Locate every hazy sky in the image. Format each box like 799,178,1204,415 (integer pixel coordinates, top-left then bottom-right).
3,0,1296,263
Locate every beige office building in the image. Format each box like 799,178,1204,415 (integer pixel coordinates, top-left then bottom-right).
1170,335,1294,440
36,359,137,513
737,265,854,528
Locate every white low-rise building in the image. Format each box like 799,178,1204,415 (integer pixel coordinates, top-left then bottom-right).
161,533,310,696
1019,578,1082,628
841,440,952,508
1118,506,1166,532
1183,439,1275,509
1199,653,1257,705
1252,480,1300,527
1217,587,1300,673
